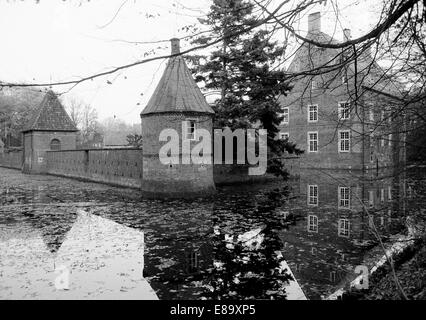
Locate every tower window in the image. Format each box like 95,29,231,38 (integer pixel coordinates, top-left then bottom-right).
184,120,196,141
50,139,61,151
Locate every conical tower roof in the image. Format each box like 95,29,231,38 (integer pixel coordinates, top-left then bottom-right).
23,90,78,133
141,38,214,116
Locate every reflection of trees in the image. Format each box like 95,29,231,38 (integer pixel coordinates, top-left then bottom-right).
206,186,294,299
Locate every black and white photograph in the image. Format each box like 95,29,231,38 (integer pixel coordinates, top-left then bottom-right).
0,0,425,307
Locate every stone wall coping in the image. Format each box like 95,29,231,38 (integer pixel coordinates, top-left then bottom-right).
46,148,142,153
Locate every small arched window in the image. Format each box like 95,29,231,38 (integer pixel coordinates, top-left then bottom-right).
50,139,61,151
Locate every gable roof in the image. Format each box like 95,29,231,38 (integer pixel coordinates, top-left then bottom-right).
287,31,339,74
141,39,214,116
286,30,403,98
23,91,78,133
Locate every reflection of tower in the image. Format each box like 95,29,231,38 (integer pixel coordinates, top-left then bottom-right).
185,248,200,274
140,38,216,198
141,201,214,299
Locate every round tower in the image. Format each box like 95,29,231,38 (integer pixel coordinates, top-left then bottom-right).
140,38,216,198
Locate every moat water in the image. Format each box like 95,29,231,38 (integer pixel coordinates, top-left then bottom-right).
0,166,424,299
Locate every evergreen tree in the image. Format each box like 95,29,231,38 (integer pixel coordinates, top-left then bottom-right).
189,0,303,178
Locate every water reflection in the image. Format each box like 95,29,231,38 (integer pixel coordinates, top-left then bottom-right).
0,167,423,300
275,169,411,298
0,209,157,299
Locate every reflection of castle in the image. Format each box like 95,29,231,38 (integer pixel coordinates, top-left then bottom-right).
278,169,407,299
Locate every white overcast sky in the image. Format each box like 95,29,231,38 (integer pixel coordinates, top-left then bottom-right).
0,0,380,125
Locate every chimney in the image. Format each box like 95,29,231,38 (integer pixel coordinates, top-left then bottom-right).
343,28,351,42
171,38,180,55
308,12,321,33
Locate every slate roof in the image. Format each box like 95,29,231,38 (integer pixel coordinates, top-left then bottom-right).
287,31,339,73
141,39,214,116
287,30,403,98
23,91,78,133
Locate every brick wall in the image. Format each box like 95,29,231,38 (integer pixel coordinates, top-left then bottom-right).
46,148,143,188
45,148,281,190
0,150,23,170
23,131,77,173
279,79,404,170
141,113,216,197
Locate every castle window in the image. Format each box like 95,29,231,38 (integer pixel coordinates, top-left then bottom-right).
280,107,289,124
338,219,350,237
184,120,196,141
50,139,61,151
307,215,318,232
338,130,350,152
308,185,318,206
308,131,318,152
308,105,318,122
338,102,350,120
369,109,374,122
368,190,374,208
279,132,289,140
338,187,350,209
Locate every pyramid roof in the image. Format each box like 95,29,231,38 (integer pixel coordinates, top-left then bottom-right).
23,91,78,132
141,38,214,116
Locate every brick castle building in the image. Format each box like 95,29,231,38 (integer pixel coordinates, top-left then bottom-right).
278,12,406,170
